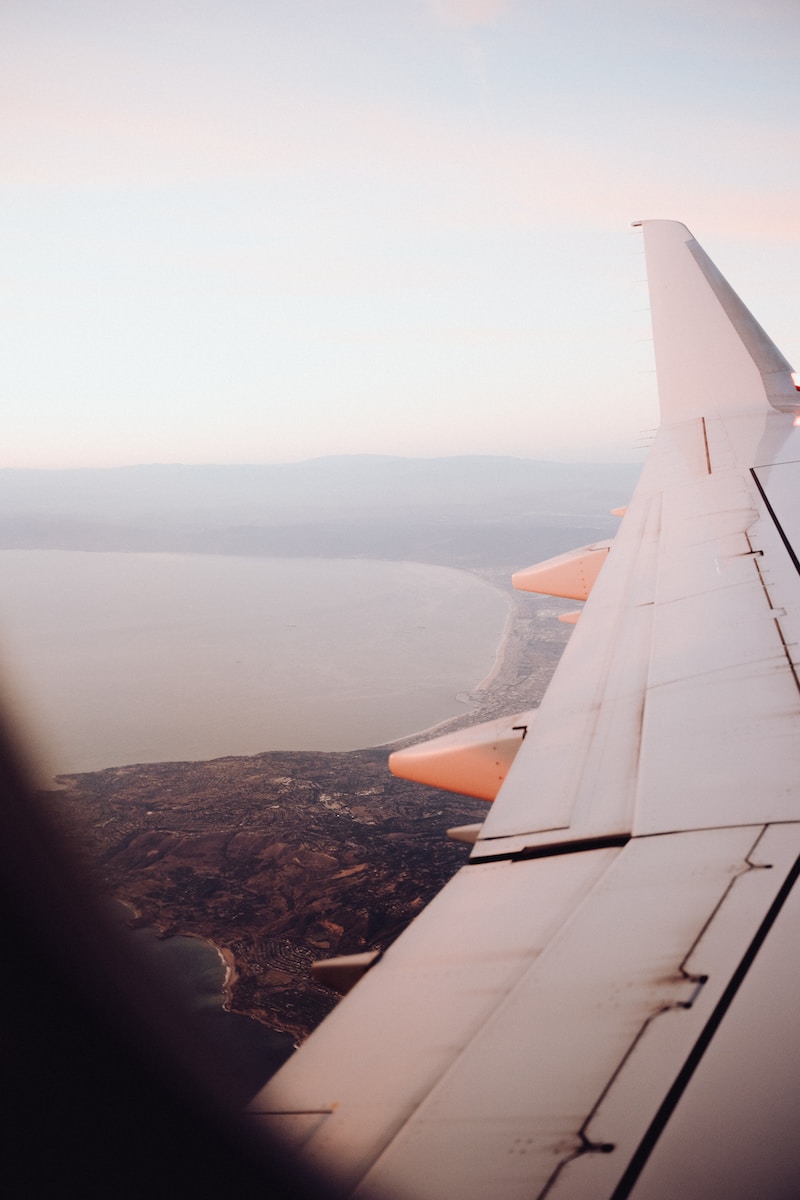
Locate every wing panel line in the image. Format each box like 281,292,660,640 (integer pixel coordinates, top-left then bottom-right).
750,466,800,576
609,846,800,1200
467,833,631,865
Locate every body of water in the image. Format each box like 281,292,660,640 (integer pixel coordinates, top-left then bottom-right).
0,551,509,776
107,899,295,1098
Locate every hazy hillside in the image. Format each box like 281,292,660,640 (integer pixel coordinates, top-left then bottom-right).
0,456,641,569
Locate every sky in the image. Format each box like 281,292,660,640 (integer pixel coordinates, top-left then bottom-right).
2,0,799,468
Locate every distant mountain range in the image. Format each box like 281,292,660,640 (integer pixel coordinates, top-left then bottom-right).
0,456,641,569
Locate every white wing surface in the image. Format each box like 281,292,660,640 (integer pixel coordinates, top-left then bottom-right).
249,222,800,1199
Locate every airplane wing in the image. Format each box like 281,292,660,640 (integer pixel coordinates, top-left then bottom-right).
247,222,800,1199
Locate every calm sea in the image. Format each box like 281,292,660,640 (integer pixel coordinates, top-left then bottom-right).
0,550,509,776
107,899,295,1095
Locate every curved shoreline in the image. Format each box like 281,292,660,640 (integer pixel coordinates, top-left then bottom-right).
467,591,516,694
380,588,539,752
109,897,236,1013
215,943,238,1010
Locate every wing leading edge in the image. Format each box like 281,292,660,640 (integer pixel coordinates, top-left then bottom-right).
248,223,800,1199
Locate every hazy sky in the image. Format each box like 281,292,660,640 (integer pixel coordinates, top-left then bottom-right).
3,0,799,468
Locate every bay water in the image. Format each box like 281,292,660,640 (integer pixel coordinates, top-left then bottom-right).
0,550,509,776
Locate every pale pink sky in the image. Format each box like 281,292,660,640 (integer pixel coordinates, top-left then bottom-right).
2,0,799,467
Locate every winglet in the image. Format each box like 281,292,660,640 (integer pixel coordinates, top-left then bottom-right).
636,220,797,421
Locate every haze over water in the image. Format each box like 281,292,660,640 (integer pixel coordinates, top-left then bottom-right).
0,550,509,776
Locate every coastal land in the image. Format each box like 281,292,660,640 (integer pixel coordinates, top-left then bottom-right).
45,582,572,1072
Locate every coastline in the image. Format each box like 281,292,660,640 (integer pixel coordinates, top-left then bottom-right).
471,603,515,694
381,587,569,753
106,895,236,1013
215,943,238,1010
